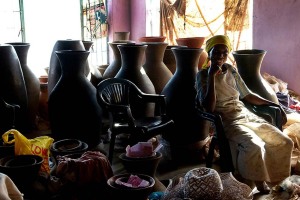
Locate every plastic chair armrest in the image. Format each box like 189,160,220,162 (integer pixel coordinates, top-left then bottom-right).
244,103,283,130
140,94,167,115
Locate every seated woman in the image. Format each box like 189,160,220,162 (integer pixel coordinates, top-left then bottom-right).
195,35,293,193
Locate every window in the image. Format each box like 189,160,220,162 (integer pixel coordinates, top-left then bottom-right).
81,0,108,69
0,0,108,77
0,1,22,43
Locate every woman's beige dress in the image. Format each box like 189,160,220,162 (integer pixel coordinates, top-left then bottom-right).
196,64,293,183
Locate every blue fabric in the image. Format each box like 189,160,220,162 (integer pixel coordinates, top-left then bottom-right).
148,191,164,200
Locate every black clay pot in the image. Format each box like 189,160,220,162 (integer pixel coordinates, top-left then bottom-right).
48,50,103,149
119,152,166,192
161,47,210,146
0,44,28,133
7,42,40,133
232,49,279,104
142,42,173,94
163,45,187,74
115,44,156,118
0,155,43,196
107,173,155,200
48,40,86,96
50,139,88,162
103,40,135,79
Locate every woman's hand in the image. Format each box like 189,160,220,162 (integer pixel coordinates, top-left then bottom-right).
208,61,222,76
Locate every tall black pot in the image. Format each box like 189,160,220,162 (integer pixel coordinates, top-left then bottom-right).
103,40,135,79
0,44,28,133
48,50,103,149
232,49,279,104
115,44,156,118
142,42,173,94
161,47,210,162
48,40,86,96
7,42,40,132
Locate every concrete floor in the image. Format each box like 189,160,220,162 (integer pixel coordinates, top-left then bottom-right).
25,122,278,200
106,135,272,200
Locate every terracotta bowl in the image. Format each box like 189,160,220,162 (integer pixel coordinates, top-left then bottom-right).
114,31,130,41
107,173,155,200
0,155,43,192
139,36,166,43
39,75,48,83
176,37,205,48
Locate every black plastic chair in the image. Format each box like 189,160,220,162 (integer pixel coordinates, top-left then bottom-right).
197,102,284,172
96,78,174,163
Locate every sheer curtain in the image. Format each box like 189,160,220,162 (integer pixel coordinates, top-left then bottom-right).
160,0,252,65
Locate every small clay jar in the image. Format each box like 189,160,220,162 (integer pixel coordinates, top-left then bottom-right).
114,31,130,41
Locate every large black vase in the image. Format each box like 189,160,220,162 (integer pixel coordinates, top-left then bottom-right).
232,49,279,104
115,44,156,118
7,42,40,133
161,47,210,161
0,44,28,133
48,40,86,96
142,42,173,94
163,45,187,74
48,50,103,149
103,40,135,79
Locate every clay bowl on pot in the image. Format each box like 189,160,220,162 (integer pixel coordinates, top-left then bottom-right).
0,155,43,193
107,173,155,200
139,36,166,43
175,36,205,48
39,75,48,83
50,139,88,162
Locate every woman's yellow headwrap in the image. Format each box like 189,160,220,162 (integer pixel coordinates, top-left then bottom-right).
202,35,232,69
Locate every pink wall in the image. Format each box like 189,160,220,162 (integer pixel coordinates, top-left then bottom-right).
253,0,300,94
107,0,131,40
106,0,146,63
130,0,146,42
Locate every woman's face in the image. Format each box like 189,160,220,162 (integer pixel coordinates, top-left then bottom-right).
209,44,229,67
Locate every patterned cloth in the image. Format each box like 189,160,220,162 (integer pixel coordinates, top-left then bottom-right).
162,167,253,200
